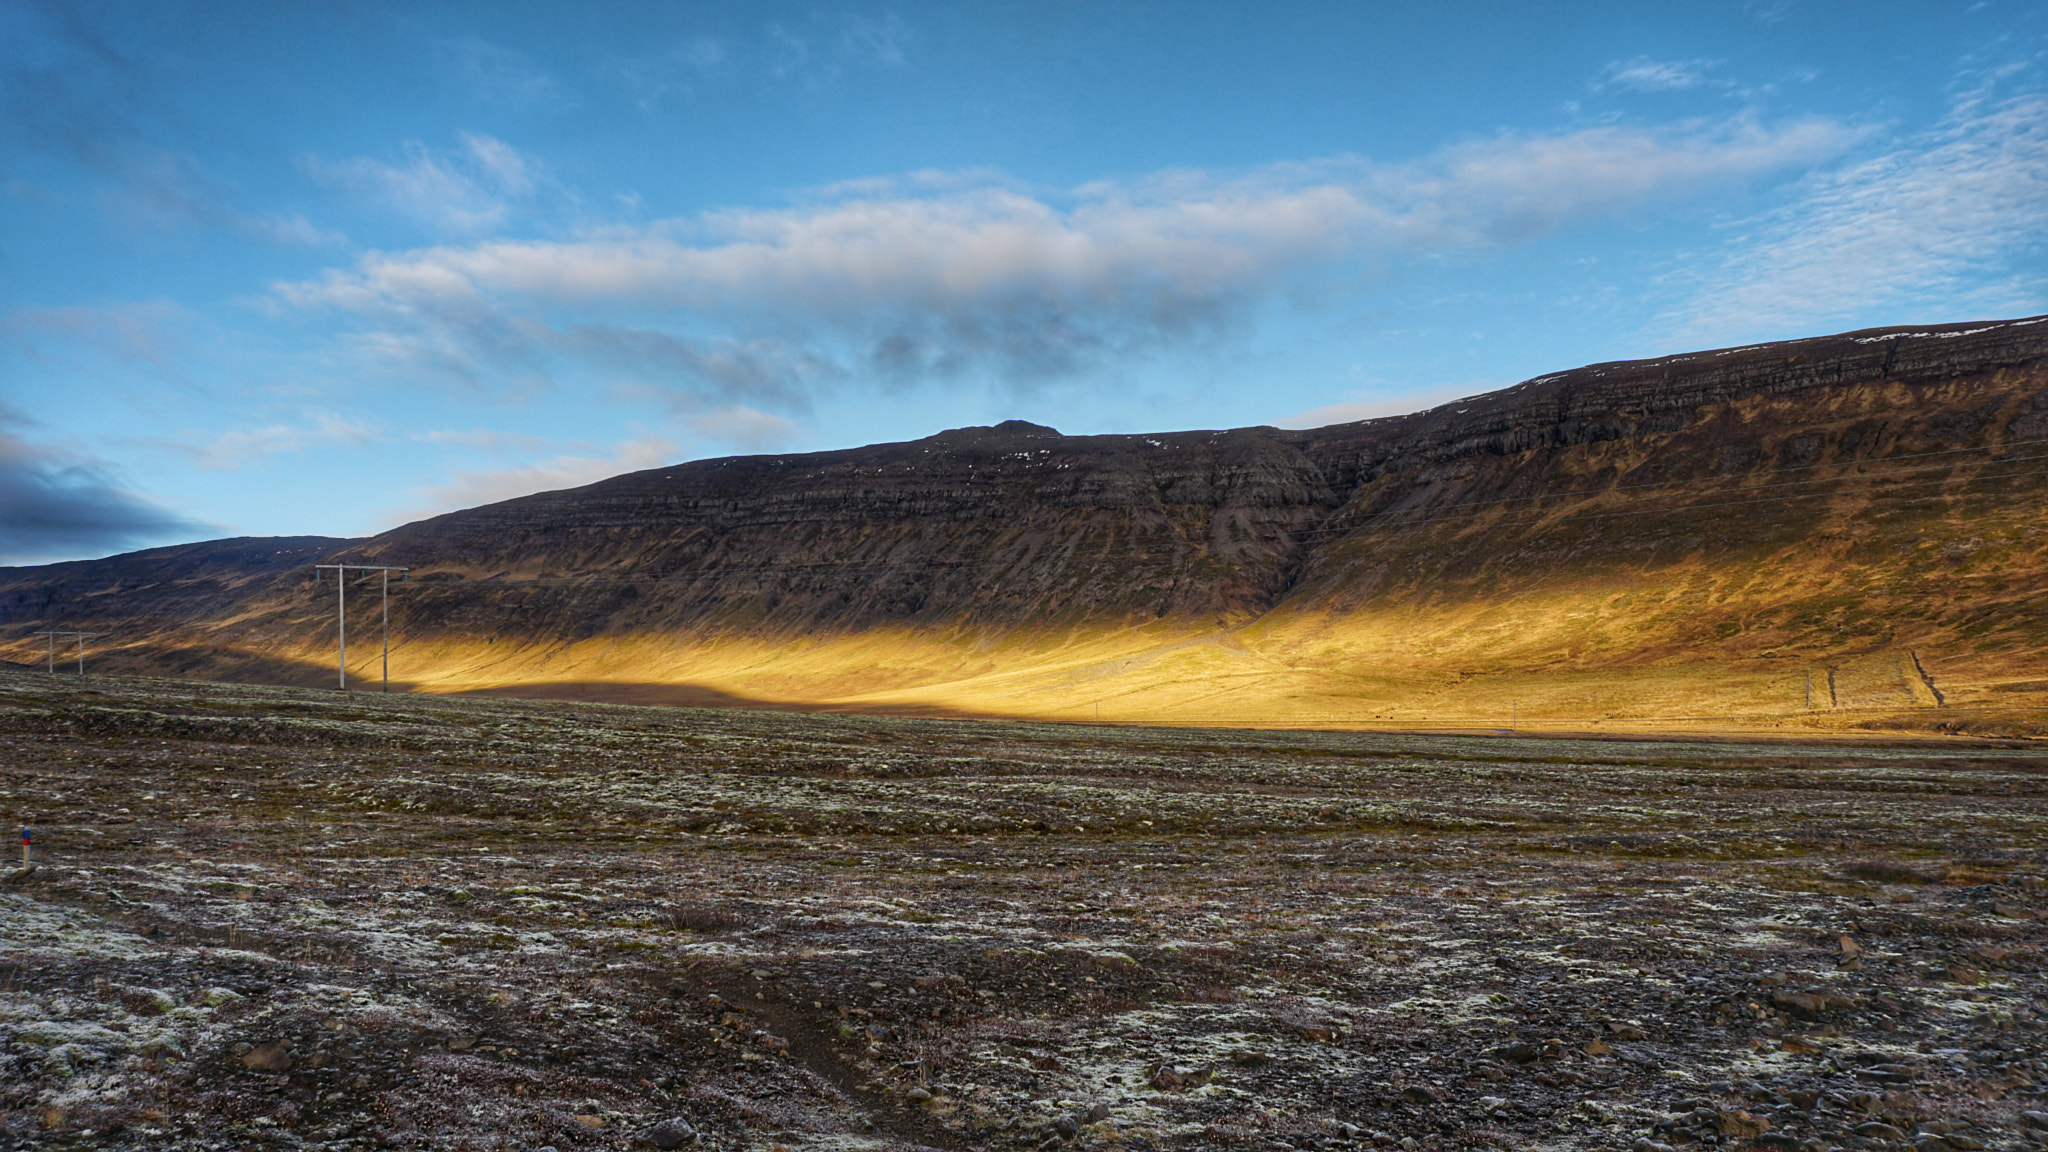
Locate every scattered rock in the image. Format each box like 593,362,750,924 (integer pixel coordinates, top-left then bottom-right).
1607,1022,1647,1041
1771,991,1821,1020
636,1117,697,1148
240,1040,293,1072
1716,1110,1770,1139
1970,945,2010,967
1139,1061,1211,1092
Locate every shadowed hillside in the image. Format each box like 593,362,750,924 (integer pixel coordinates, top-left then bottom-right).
6,316,2048,735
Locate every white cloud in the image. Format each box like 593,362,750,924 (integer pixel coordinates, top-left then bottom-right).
1275,386,1499,430
1596,57,1716,92
165,412,380,470
276,114,1856,405
1660,92,2048,344
684,405,799,449
305,133,539,233
393,436,677,523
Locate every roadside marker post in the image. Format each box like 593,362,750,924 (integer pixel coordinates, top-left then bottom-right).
313,565,410,692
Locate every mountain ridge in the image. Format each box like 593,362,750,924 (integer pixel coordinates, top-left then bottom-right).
7,314,2048,735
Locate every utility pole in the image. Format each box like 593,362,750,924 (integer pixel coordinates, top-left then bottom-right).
30,631,102,674
314,565,409,691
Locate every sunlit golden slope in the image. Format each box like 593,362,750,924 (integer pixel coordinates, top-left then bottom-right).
7,316,2048,736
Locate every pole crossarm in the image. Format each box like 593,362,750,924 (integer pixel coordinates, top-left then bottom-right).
29,631,103,675
313,566,409,692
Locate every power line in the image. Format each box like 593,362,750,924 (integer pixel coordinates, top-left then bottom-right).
314,565,408,692
28,631,102,674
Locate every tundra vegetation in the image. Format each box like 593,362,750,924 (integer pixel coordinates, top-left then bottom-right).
0,671,2043,1151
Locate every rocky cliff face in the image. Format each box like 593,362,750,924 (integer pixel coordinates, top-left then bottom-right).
6,316,2047,731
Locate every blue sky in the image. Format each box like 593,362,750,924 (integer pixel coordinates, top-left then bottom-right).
3,0,2044,563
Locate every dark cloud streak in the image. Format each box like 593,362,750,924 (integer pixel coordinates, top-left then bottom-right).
0,416,208,565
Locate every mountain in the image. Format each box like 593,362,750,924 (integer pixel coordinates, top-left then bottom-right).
7,315,2048,735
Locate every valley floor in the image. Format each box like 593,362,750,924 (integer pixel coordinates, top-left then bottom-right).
0,671,2044,1151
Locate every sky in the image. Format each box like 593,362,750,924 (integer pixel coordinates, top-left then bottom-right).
2,0,2045,564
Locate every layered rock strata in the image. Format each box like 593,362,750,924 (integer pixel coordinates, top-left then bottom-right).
5,316,2046,731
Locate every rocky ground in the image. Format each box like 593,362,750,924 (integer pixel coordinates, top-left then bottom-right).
0,671,2044,1152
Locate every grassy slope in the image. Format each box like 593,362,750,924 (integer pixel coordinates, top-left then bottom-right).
7,359,2047,738
408,368,2048,736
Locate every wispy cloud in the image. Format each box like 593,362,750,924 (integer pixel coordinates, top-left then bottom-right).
414,428,556,455
0,408,206,565
682,405,799,450
159,412,380,470
1660,91,2048,344
443,37,561,106
1595,57,1716,93
610,11,908,108
391,436,677,524
5,300,190,369
305,133,539,234
1276,385,1502,430
276,114,1856,409
0,5,339,245
769,12,910,80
